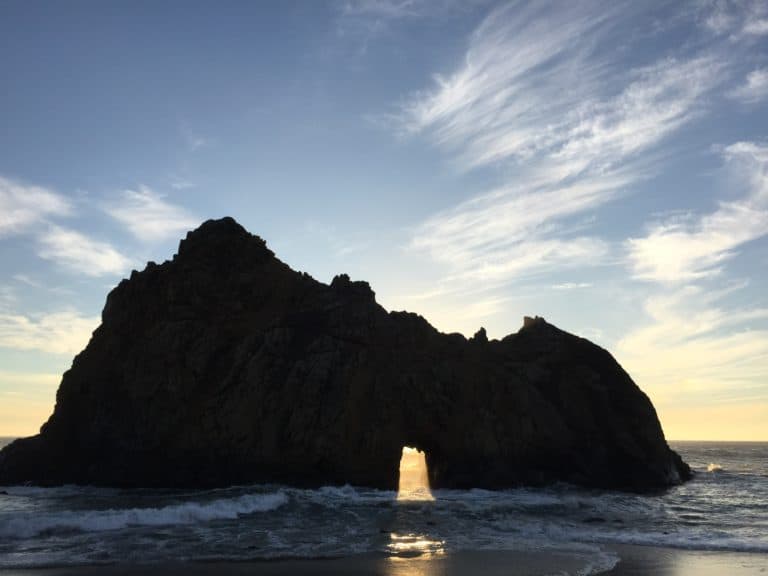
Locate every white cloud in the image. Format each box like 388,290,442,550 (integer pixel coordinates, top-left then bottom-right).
339,0,479,22
179,121,211,152
729,68,768,104
337,0,479,53
398,2,722,292
38,226,132,277
105,186,199,242
341,0,419,19
0,285,16,310
411,175,622,288
552,282,592,290
620,142,768,414
626,142,768,284
743,18,768,36
616,285,768,404
398,2,723,290
699,0,768,38
12,274,42,288
0,310,99,355
169,177,195,191
400,3,720,175
0,175,71,237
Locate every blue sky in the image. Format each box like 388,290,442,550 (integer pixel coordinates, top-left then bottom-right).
1,0,767,439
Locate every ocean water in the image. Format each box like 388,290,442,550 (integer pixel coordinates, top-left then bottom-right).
0,439,766,571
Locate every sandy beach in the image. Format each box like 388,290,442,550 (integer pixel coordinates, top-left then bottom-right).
1,546,766,576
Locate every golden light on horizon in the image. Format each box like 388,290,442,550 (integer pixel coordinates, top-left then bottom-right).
397,446,434,501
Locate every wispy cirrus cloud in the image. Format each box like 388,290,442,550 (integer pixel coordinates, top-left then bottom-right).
0,175,72,237
626,142,768,284
399,2,723,290
400,4,720,174
337,0,482,53
0,175,135,279
179,121,211,153
616,284,768,405
341,0,420,19
618,142,768,417
410,172,629,290
104,186,199,242
729,68,768,104
0,310,99,355
552,282,592,290
700,0,768,38
38,226,132,277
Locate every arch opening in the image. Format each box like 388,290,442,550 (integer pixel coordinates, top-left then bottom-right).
397,446,434,501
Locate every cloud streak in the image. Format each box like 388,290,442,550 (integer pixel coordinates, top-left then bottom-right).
400,2,723,289
401,4,720,175
618,142,768,413
626,142,768,284
38,226,132,277
616,284,768,405
105,186,199,242
701,0,768,38
0,175,72,237
0,310,99,355
729,68,768,104
410,173,626,288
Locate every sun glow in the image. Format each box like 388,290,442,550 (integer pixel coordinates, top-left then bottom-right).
397,446,434,501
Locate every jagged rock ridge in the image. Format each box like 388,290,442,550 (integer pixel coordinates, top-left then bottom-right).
0,217,690,491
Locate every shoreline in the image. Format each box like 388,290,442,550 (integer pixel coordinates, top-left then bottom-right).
1,545,767,575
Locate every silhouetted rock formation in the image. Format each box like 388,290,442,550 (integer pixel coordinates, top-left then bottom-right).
0,217,690,492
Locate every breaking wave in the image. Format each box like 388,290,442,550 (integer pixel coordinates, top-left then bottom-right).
0,491,287,539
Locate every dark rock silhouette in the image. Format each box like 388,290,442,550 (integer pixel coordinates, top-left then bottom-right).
0,217,690,491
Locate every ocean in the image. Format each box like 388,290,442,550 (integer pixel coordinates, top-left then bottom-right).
0,439,766,571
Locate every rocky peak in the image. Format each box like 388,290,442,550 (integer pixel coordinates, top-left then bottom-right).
471,327,488,343
330,273,376,302
175,216,273,263
522,315,547,329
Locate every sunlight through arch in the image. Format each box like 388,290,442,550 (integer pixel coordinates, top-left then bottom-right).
397,446,434,501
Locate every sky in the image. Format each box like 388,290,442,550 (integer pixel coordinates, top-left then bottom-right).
0,0,767,440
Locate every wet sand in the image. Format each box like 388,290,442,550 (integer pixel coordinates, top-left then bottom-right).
0,546,766,575
604,545,767,575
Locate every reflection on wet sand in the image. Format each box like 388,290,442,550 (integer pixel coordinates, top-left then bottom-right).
387,532,446,557
386,532,446,576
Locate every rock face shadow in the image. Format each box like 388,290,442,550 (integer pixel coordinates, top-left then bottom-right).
0,218,690,492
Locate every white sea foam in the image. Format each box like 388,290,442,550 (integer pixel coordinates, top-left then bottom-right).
2,484,120,498
577,547,620,576
298,484,395,507
0,491,287,539
707,462,724,473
